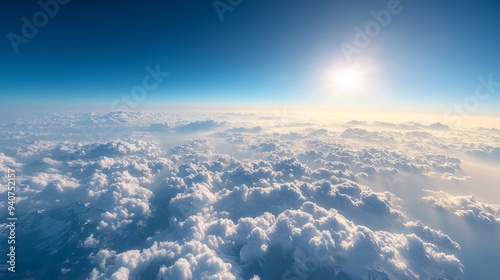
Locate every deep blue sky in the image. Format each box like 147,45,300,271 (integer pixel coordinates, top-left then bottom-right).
1,0,500,115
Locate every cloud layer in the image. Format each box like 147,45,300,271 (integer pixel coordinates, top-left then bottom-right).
1,111,499,279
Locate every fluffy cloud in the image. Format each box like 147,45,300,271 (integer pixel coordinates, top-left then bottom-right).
404,220,460,251
5,139,171,232
84,136,462,279
3,111,499,279
88,201,463,280
423,190,500,228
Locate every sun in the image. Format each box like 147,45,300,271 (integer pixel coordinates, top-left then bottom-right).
334,69,359,90
317,60,376,96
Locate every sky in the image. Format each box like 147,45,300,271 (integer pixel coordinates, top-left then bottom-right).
1,2,500,278
1,0,500,115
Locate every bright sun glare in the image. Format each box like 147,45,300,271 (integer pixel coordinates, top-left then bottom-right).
320,61,375,95
334,70,359,90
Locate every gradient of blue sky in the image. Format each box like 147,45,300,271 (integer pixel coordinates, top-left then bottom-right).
1,0,499,115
